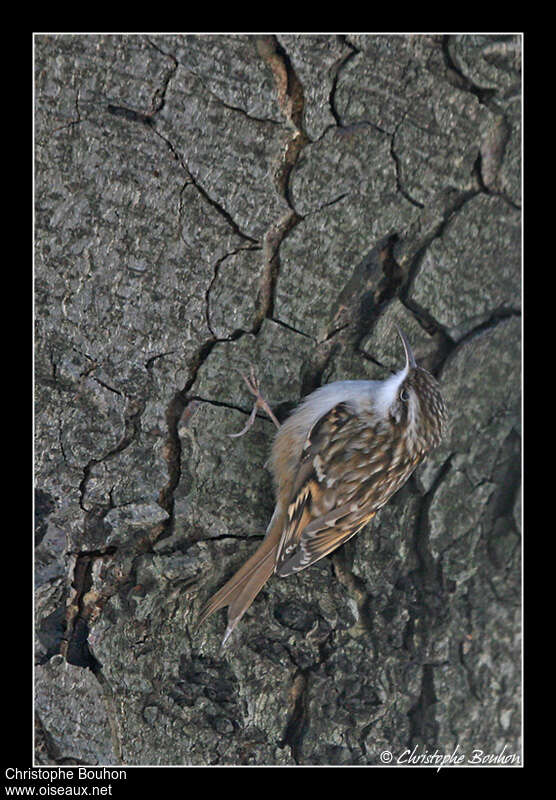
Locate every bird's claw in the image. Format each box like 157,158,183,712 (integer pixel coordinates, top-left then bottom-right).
228,366,280,438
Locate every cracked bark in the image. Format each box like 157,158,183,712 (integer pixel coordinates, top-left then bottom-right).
35,34,521,766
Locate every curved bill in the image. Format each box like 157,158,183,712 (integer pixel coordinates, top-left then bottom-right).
395,324,417,370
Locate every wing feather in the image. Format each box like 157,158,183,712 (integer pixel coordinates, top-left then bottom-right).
274,400,421,577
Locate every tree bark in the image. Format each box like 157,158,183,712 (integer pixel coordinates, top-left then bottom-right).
35,33,521,766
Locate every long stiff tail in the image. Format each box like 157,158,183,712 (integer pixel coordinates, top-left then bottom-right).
197,518,282,647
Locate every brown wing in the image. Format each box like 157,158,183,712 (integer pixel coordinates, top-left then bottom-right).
275,401,420,577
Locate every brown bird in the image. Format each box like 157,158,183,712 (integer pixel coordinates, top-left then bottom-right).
197,327,447,647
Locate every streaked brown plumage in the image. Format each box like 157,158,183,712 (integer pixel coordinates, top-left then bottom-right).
197,327,447,646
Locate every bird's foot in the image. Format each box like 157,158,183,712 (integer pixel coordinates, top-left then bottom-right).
228,366,281,438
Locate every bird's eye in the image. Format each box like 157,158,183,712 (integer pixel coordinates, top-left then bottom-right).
399,388,410,402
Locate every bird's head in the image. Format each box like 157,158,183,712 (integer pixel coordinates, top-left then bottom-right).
374,326,447,454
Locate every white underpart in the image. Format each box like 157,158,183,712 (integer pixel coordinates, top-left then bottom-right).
372,367,408,418
288,381,381,436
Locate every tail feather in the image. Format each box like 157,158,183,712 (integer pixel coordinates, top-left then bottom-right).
197,523,281,646
220,543,277,647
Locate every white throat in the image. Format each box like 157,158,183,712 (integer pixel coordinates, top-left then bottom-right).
373,368,407,417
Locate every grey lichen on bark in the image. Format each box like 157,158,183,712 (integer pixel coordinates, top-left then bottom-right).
35,33,521,766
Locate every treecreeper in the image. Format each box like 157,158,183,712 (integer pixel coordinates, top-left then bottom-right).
197,327,447,647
